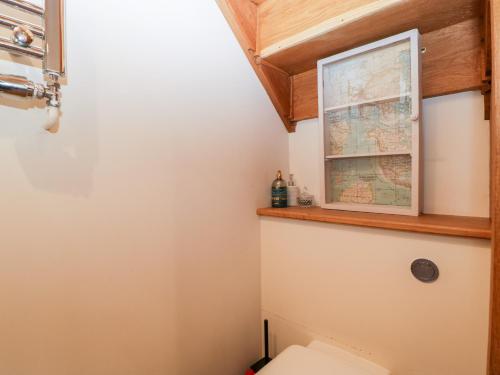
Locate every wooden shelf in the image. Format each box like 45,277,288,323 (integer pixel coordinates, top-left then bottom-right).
257,206,491,239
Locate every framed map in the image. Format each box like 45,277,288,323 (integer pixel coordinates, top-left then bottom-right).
318,30,422,216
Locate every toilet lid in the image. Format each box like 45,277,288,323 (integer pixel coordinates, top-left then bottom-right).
258,345,388,375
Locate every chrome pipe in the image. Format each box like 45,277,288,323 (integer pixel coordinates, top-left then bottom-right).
0,0,44,16
43,0,65,76
0,35,43,58
0,74,44,98
0,13,44,38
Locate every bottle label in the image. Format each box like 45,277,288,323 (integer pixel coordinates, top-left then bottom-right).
287,186,299,207
272,187,288,208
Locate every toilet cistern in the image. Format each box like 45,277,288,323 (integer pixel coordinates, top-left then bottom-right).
258,341,390,375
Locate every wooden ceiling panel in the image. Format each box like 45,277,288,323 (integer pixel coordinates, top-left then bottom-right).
258,0,374,51
258,0,481,74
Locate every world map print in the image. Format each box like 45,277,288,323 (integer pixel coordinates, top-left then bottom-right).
326,97,412,156
329,155,412,207
323,40,411,108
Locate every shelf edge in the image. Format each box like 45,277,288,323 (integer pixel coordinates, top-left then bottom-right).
257,207,492,239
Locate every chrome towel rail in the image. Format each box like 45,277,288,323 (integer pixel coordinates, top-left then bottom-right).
0,0,65,76
0,0,65,131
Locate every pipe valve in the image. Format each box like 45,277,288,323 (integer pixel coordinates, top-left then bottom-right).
0,74,61,105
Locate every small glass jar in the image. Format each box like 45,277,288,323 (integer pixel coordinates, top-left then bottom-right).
297,187,314,208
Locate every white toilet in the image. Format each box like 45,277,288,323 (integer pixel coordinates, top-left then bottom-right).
258,341,390,375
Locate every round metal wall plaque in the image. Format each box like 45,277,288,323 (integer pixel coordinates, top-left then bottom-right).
411,259,439,283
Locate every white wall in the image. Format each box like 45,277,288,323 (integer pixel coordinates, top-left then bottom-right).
261,219,490,375
262,91,491,375
0,1,289,375
289,91,490,216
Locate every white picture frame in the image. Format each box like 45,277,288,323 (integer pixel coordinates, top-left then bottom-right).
317,29,422,216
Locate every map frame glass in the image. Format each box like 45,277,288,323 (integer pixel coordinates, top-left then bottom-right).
318,29,422,216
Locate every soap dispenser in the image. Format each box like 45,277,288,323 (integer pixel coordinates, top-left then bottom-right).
271,170,288,208
287,174,299,207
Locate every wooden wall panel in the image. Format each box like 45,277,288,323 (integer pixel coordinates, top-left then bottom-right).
217,0,295,132
424,18,483,98
227,0,258,49
489,0,500,373
259,62,293,127
291,69,317,122
291,19,483,122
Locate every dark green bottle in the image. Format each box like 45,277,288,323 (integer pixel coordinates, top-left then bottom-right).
271,170,288,208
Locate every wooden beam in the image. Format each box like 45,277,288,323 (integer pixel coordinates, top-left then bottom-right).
482,0,493,120
290,19,483,122
489,0,500,373
217,0,295,132
482,0,493,84
258,0,480,74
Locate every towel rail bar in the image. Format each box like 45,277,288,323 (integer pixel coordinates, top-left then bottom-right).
0,35,43,58
0,0,43,16
0,13,44,38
